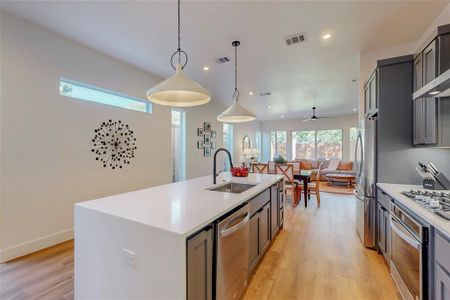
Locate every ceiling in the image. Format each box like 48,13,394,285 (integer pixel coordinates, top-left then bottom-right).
1,1,447,121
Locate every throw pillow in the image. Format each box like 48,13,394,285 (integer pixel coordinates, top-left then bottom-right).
309,160,319,169
328,159,340,171
339,161,353,171
300,162,312,170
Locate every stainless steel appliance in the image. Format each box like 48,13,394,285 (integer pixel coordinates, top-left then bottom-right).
390,202,429,300
355,117,377,248
216,203,250,300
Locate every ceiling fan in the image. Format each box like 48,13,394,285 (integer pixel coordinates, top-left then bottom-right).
302,107,334,122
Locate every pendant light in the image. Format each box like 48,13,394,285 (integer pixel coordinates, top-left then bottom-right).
217,41,256,123
147,0,211,107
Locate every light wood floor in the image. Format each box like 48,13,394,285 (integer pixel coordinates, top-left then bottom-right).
1,192,400,300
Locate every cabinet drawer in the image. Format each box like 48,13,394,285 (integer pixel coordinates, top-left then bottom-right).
250,189,270,216
377,188,391,209
435,232,450,273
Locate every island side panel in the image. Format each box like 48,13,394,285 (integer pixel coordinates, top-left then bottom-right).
74,205,186,300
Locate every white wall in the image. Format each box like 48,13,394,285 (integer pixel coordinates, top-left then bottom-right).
260,114,358,161
0,11,224,262
184,102,226,179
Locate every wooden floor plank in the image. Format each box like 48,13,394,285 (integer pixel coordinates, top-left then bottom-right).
0,193,400,300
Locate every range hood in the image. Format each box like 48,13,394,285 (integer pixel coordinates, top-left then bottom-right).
413,68,450,100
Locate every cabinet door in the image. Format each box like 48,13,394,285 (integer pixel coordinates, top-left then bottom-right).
413,98,424,145
423,98,438,144
369,73,377,112
413,53,423,91
259,203,271,254
270,186,279,237
377,204,386,253
364,84,370,116
187,226,213,300
435,264,450,300
249,213,260,272
383,208,390,262
423,40,437,85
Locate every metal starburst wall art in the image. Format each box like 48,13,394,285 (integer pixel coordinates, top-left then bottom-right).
91,120,137,169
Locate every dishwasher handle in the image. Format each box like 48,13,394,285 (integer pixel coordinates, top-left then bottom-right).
220,212,250,237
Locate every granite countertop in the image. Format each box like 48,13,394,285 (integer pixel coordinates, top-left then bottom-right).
76,173,284,238
377,183,450,238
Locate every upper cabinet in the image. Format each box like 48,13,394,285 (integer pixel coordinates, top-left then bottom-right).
364,70,378,117
413,25,450,147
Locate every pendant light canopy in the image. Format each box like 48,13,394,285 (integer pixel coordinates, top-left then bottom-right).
217,41,256,123
147,0,211,107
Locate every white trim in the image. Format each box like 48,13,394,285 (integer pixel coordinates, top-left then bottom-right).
0,229,73,263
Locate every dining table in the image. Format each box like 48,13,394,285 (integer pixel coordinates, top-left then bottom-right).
294,169,313,208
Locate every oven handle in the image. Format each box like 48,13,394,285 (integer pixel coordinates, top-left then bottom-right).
390,216,421,250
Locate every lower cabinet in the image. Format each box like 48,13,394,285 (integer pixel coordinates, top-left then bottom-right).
187,226,213,300
249,202,271,272
270,184,280,237
377,202,390,263
434,232,450,300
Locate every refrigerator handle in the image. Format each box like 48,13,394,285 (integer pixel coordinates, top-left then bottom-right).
356,132,363,178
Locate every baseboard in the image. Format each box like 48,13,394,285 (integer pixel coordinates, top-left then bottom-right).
0,228,73,263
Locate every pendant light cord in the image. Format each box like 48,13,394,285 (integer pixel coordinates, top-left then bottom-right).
233,42,240,102
170,0,188,70
177,0,181,63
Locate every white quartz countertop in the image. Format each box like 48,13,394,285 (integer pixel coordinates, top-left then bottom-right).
76,173,284,238
377,183,450,238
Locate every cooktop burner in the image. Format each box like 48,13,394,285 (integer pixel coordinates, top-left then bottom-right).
401,189,450,220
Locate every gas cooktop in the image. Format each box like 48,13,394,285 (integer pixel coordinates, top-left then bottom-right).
401,189,450,221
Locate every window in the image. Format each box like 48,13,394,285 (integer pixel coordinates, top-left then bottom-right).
171,109,185,182
292,130,315,160
255,131,262,161
59,77,151,113
223,124,234,170
291,129,343,160
316,129,342,160
349,127,358,162
270,131,287,159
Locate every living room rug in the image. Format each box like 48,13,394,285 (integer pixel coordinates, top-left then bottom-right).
318,181,355,195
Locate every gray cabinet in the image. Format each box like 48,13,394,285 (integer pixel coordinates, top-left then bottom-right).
423,40,437,85
377,204,390,261
434,232,450,300
414,98,438,145
364,71,378,116
414,53,423,91
249,202,271,272
187,226,213,300
376,189,391,264
270,185,280,237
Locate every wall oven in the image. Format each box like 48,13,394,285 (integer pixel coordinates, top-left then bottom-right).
390,202,429,300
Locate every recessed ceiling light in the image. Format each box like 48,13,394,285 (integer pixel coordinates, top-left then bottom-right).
203,66,209,71
322,33,332,40
281,115,285,118
353,108,357,112
429,91,440,95
249,92,254,95
267,105,272,109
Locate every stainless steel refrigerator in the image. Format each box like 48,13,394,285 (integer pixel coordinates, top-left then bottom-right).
354,117,376,248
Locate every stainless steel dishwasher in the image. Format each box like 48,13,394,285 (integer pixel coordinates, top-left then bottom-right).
216,203,250,300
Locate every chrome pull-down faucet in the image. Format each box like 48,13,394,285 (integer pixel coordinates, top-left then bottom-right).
213,148,234,184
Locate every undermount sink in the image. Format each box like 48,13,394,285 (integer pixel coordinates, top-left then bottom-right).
207,182,257,194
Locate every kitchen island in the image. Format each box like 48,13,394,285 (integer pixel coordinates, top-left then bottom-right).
74,173,284,299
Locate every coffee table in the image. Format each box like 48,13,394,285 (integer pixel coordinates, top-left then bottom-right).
326,173,355,187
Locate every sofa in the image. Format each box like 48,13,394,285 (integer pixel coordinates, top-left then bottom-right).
294,159,356,182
